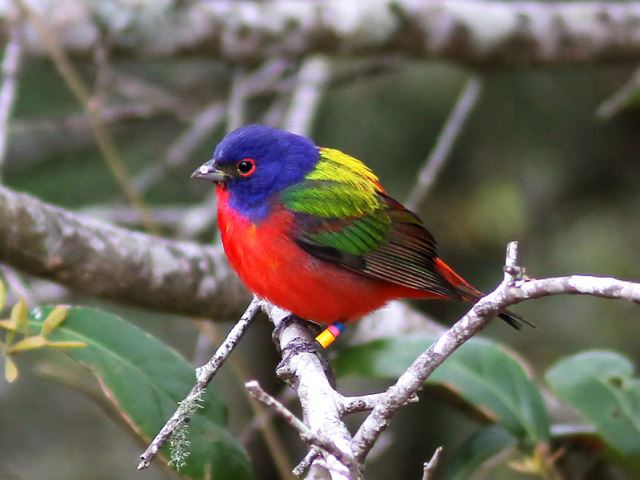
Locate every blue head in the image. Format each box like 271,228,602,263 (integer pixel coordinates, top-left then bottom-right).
192,125,319,222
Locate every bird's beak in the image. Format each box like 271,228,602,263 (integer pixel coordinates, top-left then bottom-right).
191,159,228,183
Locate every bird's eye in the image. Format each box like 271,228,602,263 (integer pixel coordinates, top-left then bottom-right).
236,158,256,177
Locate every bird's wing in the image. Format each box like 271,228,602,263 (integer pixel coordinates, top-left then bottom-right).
279,148,456,297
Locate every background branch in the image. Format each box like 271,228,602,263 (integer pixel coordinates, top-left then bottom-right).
0,9,23,180
245,380,356,474
264,303,355,480
406,75,483,210
0,185,249,319
284,56,330,135
16,0,159,232
421,447,443,480
138,298,262,470
8,1,640,67
349,242,640,463
0,1,638,478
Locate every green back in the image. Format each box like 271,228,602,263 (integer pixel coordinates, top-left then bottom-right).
279,148,455,297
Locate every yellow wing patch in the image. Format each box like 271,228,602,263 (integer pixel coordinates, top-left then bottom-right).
311,148,386,194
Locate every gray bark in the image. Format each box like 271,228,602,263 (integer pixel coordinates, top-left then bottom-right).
0,185,249,319
8,0,640,67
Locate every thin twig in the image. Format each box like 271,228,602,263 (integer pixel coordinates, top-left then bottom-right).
596,67,640,120
227,67,249,132
239,386,297,443
80,202,216,232
108,70,190,120
421,447,443,480
246,380,356,472
197,322,295,479
227,59,290,132
92,41,111,107
284,56,330,135
244,57,291,96
166,102,225,166
340,392,419,415
16,0,159,233
11,103,171,137
293,448,321,478
138,298,261,470
0,265,33,305
132,101,226,193
406,75,483,210
263,94,290,128
350,241,640,462
0,8,22,181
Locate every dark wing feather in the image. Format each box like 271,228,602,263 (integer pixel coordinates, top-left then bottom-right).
292,192,458,298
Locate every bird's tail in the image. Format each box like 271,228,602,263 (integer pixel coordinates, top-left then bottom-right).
433,258,533,330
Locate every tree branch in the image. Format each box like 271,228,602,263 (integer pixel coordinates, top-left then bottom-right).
0,185,249,319
138,298,262,470
16,0,161,232
406,75,483,211
0,9,23,180
245,380,356,474
264,303,356,479
421,447,443,480
58,225,631,476
349,242,640,463
11,1,640,67
132,101,226,194
284,56,330,136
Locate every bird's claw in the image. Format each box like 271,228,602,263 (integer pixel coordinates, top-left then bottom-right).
271,314,300,351
276,338,336,387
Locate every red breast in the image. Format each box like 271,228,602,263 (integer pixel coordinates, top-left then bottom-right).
216,186,444,324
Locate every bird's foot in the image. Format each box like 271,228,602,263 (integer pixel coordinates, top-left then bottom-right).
272,314,323,350
276,336,336,387
271,314,300,351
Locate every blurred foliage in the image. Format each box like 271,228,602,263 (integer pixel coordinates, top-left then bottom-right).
547,350,640,474
335,336,550,447
26,306,253,479
0,37,640,480
336,336,640,478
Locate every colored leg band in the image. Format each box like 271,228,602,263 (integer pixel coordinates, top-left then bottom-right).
315,322,345,349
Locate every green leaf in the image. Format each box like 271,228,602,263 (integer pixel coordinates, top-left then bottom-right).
5,298,28,343
15,298,29,335
44,340,88,349
334,335,549,445
9,335,47,353
29,306,253,480
40,305,68,336
545,350,640,471
11,298,28,327
4,355,18,382
448,426,517,480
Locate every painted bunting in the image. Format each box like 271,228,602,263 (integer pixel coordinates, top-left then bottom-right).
192,125,525,330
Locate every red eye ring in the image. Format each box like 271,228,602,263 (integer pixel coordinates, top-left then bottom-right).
237,158,256,177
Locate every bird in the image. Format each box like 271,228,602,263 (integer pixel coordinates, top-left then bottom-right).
192,124,526,336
